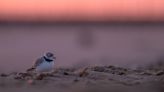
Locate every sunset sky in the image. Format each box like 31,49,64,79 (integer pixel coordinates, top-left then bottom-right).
0,0,164,21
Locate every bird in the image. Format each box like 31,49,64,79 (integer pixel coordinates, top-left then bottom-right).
27,52,56,73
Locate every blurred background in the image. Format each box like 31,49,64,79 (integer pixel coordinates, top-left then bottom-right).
0,0,164,72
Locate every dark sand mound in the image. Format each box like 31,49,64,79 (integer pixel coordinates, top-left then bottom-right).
1,65,164,92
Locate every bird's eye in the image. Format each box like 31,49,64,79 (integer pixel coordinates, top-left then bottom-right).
47,53,53,57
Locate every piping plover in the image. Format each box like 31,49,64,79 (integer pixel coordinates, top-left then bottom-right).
27,52,56,73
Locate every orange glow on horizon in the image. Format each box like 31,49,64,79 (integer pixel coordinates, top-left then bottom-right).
0,0,164,21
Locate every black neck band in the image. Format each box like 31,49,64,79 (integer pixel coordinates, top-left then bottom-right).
44,56,53,62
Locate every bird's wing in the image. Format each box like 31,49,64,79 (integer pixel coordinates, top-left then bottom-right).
26,57,44,72
33,57,44,68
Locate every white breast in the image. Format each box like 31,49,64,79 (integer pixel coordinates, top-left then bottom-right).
36,61,54,72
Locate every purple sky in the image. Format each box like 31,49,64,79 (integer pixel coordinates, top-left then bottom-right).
0,26,164,72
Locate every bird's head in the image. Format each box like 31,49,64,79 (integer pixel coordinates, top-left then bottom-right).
44,52,56,61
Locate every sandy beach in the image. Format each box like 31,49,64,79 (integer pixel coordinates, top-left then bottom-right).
0,65,164,92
